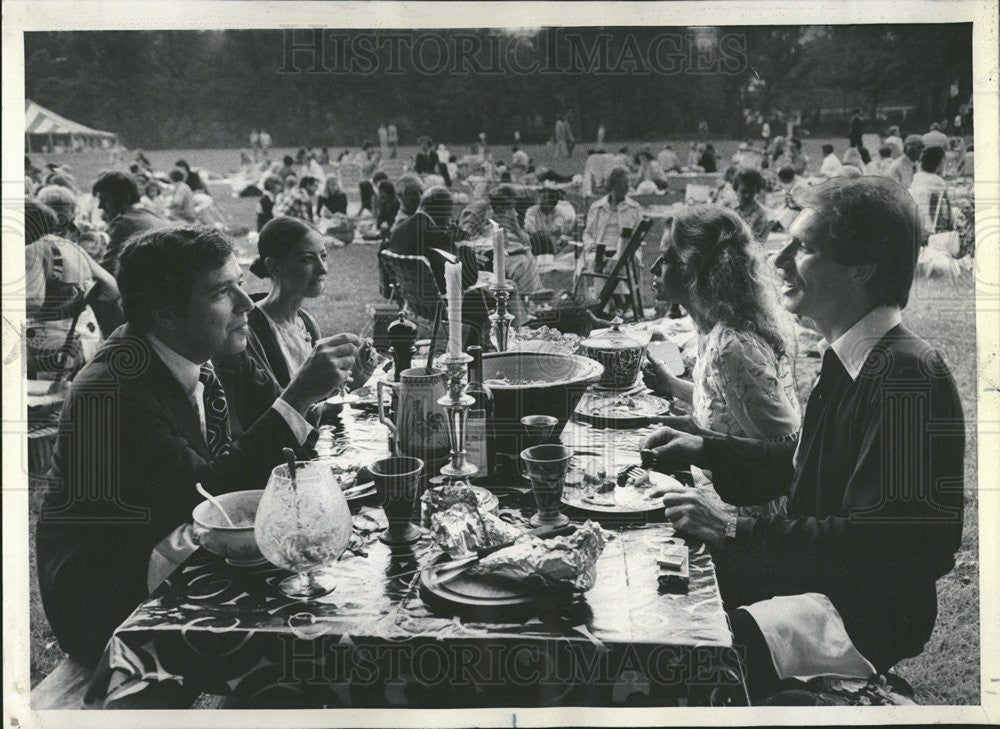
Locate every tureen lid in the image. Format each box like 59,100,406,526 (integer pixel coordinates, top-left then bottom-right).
581,317,644,351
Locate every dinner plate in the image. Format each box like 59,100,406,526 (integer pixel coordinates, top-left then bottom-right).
418,552,538,623
562,470,681,516
574,391,671,428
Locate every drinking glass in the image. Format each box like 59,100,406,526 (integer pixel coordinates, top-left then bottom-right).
369,456,424,546
255,460,353,599
520,444,573,528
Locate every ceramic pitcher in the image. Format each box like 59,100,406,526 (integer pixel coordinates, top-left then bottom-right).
377,367,451,466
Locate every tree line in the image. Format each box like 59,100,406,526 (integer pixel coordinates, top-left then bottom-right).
25,25,972,149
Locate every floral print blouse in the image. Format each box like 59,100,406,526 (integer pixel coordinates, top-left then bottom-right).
692,323,801,439
692,323,801,517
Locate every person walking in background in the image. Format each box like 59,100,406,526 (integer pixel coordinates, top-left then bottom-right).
554,116,569,158
387,123,399,158
259,129,272,153
378,123,389,158
597,124,606,149
848,108,864,149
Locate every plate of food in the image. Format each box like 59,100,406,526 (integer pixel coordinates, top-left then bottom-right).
346,383,392,410
420,483,499,528
562,463,681,516
331,464,377,502
418,514,610,622
575,391,671,427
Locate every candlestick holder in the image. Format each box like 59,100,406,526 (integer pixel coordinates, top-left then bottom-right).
488,282,517,352
436,352,479,481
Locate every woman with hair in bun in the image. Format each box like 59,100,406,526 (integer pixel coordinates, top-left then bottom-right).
644,205,800,514
248,216,376,389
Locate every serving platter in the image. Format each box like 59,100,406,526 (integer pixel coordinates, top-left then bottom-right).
574,390,671,428
418,552,539,622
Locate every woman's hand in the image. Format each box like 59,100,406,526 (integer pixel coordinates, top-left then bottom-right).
642,357,674,397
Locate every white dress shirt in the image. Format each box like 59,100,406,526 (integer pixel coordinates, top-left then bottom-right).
751,306,903,681
145,333,311,590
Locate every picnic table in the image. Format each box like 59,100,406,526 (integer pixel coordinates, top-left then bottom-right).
104,326,736,707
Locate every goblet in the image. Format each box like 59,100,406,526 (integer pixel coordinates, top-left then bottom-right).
520,444,573,528
370,456,424,547
255,460,353,599
521,414,558,445
518,414,559,480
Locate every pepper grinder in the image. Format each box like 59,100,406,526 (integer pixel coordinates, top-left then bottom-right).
387,311,417,380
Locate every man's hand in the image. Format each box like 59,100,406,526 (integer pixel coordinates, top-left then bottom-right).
658,483,729,549
281,333,361,414
639,426,704,473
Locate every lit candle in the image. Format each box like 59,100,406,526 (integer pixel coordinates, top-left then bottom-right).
445,261,463,358
492,223,506,286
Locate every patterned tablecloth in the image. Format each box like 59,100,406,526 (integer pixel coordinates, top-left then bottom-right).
106,378,735,707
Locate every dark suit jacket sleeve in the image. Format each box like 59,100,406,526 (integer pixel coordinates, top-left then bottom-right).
726,349,964,591
37,355,302,663
699,434,796,505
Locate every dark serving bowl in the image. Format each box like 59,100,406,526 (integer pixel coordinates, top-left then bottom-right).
482,352,603,455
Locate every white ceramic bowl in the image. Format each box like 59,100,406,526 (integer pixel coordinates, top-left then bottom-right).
191,489,265,566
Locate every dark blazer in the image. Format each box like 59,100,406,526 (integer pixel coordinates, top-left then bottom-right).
246,304,321,387
703,325,964,671
35,324,307,665
385,211,478,293
104,206,168,274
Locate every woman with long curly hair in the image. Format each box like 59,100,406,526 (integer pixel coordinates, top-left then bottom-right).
644,206,800,513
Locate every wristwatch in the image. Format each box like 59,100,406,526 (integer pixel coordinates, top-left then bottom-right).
725,515,738,541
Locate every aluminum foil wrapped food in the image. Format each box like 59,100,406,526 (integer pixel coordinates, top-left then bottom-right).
430,501,522,558
421,484,480,528
468,520,610,591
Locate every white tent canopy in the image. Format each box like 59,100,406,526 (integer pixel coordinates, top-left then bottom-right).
25,99,117,152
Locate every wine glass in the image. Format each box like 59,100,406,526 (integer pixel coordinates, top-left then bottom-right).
254,460,353,599
325,319,378,406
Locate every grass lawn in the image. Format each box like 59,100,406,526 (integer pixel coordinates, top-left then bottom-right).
25,144,981,705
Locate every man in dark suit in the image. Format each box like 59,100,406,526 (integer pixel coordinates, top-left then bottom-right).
36,226,360,668
641,176,965,701
384,187,488,344
385,186,478,292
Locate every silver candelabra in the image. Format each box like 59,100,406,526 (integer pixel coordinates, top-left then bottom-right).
436,352,479,481
489,282,516,352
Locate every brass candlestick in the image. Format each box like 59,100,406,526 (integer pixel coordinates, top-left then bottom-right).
436,352,479,481
489,282,516,352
